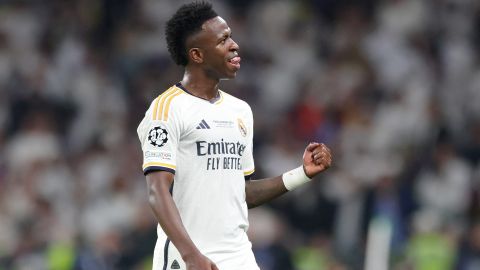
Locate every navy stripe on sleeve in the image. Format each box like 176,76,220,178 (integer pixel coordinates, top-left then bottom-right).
144,166,176,176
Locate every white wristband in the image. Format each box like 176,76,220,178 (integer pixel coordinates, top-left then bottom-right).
282,166,311,191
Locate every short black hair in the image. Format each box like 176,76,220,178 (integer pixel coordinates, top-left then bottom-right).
165,2,218,66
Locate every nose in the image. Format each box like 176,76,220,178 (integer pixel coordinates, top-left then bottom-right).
230,39,239,51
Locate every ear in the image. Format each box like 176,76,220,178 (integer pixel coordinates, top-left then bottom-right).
188,48,203,64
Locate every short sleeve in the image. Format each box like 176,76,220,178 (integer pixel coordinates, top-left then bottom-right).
137,95,182,175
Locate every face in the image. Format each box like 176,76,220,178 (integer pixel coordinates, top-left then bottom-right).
188,16,241,79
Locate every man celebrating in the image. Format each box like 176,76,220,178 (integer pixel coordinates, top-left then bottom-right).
137,2,332,270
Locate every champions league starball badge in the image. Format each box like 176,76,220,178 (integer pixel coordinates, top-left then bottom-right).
148,126,169,147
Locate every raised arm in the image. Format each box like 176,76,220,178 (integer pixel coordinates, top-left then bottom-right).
245,142,332,208
146,171,219,270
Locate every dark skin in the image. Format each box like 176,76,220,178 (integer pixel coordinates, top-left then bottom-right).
245,142,332,208
147,16,332,270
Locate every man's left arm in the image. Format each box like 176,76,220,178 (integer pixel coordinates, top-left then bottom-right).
245,142,332,209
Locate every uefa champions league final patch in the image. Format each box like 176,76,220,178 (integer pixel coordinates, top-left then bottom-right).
148,126,169,147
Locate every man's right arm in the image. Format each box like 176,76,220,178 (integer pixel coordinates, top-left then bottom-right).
146,171,218,270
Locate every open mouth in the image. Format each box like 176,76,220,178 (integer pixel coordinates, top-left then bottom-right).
227,56,241,70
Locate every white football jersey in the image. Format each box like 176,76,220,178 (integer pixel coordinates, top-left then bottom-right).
137,83,258,269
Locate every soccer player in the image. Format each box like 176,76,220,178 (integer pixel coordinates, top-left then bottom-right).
137,2,332,270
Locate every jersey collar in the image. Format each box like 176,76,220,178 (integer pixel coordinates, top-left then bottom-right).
175,83,223,105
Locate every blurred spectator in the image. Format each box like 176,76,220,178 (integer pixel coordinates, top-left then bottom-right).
401,211,457,270
415,141,472,227
457,221,480,270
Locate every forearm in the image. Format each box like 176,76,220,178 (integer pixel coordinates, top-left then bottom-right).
147,176,200,260
245,176,287,208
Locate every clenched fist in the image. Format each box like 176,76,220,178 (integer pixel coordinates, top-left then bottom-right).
303,142,332,178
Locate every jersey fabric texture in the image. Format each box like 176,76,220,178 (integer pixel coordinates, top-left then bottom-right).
137,83,259,270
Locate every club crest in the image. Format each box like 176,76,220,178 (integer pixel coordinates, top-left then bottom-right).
237,118,247,137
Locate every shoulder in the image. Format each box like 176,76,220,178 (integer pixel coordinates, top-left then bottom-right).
149,85,188,121
137,85,188,140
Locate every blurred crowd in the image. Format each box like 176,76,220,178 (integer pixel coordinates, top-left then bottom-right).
0,0,480,269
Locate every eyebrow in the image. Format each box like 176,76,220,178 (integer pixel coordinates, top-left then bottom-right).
216,29,231,42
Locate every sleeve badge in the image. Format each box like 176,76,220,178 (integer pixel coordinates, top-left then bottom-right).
148,126,169,147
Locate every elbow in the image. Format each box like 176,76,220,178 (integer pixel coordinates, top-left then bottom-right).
245,183,259,209
247,202,258,209
245,194,259,209
246,199,254,209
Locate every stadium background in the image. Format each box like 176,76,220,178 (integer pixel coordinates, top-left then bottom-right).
1,0,480,269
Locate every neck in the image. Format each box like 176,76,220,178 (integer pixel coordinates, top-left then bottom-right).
180,68,220,101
